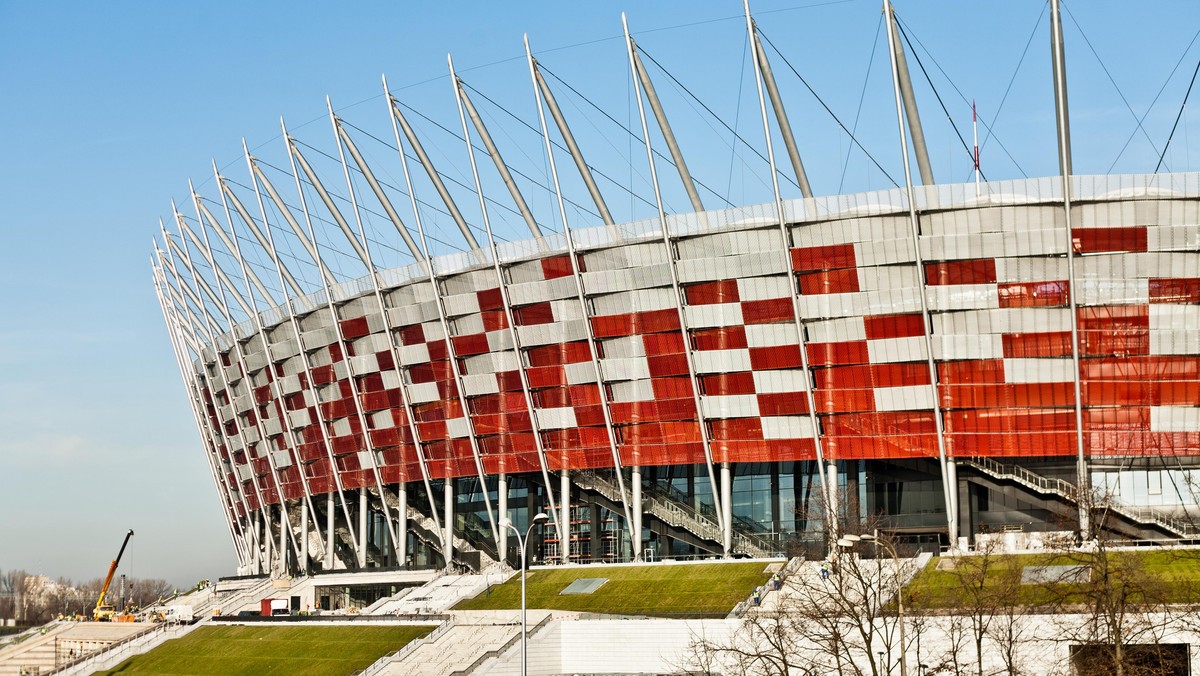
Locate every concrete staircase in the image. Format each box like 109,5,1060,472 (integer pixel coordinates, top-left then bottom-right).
572,470,776,558
360,614,544,676
960,457,1200,538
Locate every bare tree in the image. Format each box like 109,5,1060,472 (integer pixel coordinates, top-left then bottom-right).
684,502,923,675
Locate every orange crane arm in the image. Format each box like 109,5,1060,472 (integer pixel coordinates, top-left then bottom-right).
95,529,134,610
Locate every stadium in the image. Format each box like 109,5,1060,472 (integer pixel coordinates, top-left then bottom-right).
152,2,1200,578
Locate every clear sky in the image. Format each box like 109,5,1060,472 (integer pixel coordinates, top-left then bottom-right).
2,1,1198,587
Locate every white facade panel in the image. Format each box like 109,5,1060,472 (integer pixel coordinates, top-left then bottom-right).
507,276,578,305
406,382,440,404
398,343,430,366
684,303,744,328
805,316,867,343
601,357,650,382
1075,278,1150,306
592,288,677,315
1147,224,1200,252
442,292,481,317
461,373,500,397
854,238,917,266
599,336,647,359
737,275,792,301
581,263,672,294
564,362,598,385
1150,305,1200,331
692,349,752,374
1150,406,1200,432
462,351,520,374
762,416,816,439
1003,358,1074,384
676,229,779,259
874,384,936,412
446,417,472,438
858,266,920,291
701,394,759,419
927,284,1000,311
537,406,578,430
1151,330,1200,355
609,379,655,402
933,334,1005,360
867,336,928,363
745,323,798,348
752,369,809,393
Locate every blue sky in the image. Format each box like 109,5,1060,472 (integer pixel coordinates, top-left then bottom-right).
2,0,1198,586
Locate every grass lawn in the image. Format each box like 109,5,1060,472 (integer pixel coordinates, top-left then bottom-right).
906,549,1200,610
98,624,435,676
454,561,774,618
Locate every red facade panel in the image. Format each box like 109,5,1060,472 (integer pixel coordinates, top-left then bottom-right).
925,259,997,286
791,243,856,272
1149,278,1200,304
998,281,1070,308
799,269,860,295
1073,227,1148,253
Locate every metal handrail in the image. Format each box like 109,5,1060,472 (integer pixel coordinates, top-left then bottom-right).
448,615,552,676
961,457,1199,537
353,617,454,676
573,470,775,556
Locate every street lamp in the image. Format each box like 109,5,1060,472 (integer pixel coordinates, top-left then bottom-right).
501,512,549,676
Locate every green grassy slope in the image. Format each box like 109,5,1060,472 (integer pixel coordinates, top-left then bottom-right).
454,562,774,618
99,624,435,676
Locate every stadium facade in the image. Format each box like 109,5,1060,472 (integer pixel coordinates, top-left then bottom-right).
153,2,1199,575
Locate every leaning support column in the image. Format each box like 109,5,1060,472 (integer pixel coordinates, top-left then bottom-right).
358,492,368,568
385,85,480,251
749,23,812,197
497,474,508,564
300,501,309,571
744,0,834,546
453,76,544,243
530,54,617,227
398,484,409,565
560,471,571,563
447,54,565,549
885,1,935,185
444,481,455,569
524,35,637,557
628,32,704,213
632,467,643,560
1050,0,1090,538
827,461,840,530
721,463,733,555
279,504,288,574
623,13,728,550
885,0,956,545
326,494,335,569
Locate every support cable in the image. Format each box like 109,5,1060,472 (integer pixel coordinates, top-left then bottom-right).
840,15,884,193
537,64,737,208
637,44,801,192
1060,2,1168,171
459,82,606,220
896,10,1040,179
1156,56,1200,173
757,27,900,188
1115,27,1200,172
895,20,985,181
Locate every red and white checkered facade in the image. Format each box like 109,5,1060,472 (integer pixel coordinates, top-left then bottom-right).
182,178,1199,523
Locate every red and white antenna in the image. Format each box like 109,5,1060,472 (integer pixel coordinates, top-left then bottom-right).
973,99,981,197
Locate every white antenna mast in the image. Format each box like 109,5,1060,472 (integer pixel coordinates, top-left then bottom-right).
973,99,981,196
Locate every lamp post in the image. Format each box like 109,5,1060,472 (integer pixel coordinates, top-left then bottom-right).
501,512,548,676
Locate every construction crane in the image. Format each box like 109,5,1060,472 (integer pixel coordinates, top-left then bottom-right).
93,529,134,621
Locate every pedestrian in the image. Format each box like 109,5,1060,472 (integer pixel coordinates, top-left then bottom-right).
820,562,830,581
